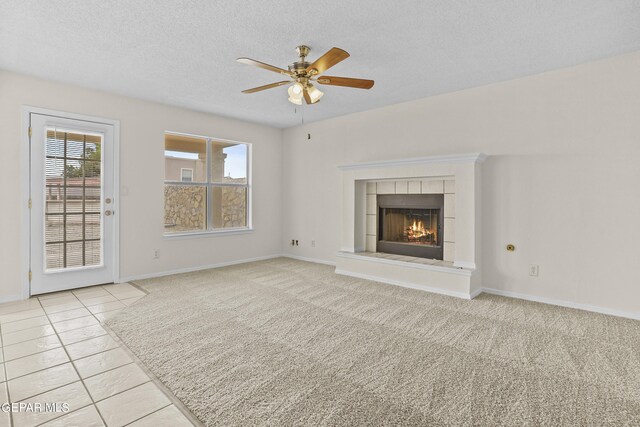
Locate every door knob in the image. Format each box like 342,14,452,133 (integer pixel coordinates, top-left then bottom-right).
105,210,112,216
105,198,112,204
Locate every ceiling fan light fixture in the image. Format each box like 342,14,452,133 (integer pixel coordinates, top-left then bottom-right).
306,84,324,104
290,82,303,95
238,45,374,105
287,82,304,105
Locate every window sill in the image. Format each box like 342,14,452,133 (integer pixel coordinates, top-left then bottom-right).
163,227,254,239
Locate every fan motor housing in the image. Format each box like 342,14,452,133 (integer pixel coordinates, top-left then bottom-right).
289,61,310,75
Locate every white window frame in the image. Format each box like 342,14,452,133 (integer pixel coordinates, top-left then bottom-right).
164,131,252,238
180,168,193,182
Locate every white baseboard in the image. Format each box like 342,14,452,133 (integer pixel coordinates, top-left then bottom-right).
0,294,25,304
481,287,640,321
119,254,283,282
18,251,635,322
335,268,474,300
469,287,484,299
281,254,336,266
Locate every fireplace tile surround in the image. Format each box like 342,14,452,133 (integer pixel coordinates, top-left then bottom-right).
336,153,485,299
365,179,456,261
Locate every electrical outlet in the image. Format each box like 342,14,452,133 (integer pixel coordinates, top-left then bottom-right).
153,250,160,259
311,240,315,247
295,240,299,246
291,239,295,246
529,264,539,277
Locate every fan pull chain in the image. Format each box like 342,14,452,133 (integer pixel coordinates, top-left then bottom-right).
294,106,310,140
294,106,305,126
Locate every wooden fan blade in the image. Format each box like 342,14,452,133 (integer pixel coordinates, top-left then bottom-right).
242,81,291,94
316,76,374,89
306,47,349,76
237,58,293,76
303,88,312,104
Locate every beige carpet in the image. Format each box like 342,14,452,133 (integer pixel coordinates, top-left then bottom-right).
107,258,640,426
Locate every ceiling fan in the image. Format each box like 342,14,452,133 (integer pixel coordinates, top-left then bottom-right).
237,45,374,105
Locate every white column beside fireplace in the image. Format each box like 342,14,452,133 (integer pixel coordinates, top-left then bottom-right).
335,153,486,299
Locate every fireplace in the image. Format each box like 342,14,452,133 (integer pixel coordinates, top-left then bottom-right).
377,194,444,259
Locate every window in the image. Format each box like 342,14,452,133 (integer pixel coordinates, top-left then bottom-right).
180,168,193,182
45,128,103,269
164,132,250,235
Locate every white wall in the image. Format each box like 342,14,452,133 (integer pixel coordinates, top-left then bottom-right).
282,51,640,315
2,51,639,315
0,71,283,301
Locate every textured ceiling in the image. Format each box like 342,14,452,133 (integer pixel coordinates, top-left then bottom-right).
1,1,640,128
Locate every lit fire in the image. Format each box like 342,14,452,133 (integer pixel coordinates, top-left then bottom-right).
406,219,435,242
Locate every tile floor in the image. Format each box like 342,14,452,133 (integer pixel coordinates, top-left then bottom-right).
0,283,197,427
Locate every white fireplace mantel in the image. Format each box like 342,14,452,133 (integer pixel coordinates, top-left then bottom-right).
335,153,486,299
337,153,487,171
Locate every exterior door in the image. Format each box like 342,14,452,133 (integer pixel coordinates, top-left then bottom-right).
30,112,116,295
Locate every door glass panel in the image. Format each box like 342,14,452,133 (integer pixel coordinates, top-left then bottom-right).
66,242,85,268
85,214,101,240
45,128,103,271
46,243,64,270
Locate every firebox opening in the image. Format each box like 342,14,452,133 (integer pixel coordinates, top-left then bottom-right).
382,208,440,246
377,194,444,259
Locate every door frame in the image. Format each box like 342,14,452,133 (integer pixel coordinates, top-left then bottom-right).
21,106,120,298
